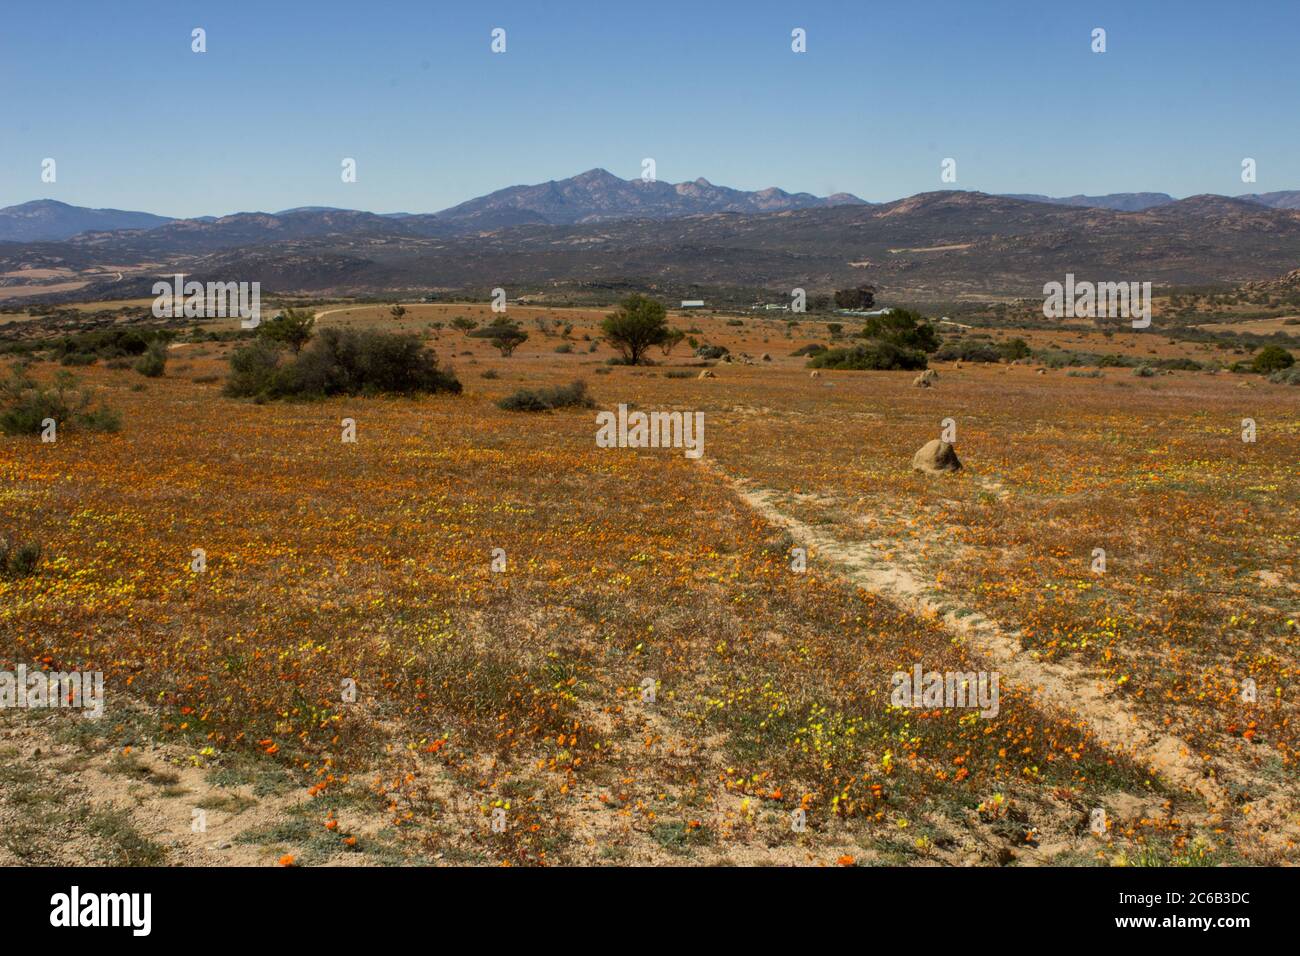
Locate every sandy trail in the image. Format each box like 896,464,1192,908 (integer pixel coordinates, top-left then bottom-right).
700,460,1227,813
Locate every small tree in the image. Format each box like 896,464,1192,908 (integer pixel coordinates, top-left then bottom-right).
659,328,685,356
390,303,407,321
833,285,877,310
491,327,529,357
601,294,668,365
260,308,316,354
860,308,939,353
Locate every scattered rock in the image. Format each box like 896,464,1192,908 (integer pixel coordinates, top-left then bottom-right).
761,353,772,362
809,370,820,378
698,370,716,379
911,439,962,474
912,369,939,388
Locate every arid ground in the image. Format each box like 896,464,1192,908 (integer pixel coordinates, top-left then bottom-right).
1,303,1296,866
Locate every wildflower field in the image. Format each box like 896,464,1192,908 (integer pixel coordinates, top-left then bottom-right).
1,303,1295,866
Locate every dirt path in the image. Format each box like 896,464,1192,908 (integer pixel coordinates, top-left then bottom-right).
700,461,1228,813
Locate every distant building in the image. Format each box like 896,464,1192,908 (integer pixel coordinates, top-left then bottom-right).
680,300,705,308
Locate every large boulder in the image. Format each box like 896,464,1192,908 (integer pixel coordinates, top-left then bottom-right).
911,439,961,474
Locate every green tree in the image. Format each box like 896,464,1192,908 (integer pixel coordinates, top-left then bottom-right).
601,294,668,365
659,327,686,356
491,327,528,357
833,285,877,310
260,308,316,354
859,308,940,353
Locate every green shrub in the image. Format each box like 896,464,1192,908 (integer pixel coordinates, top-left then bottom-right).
134,342,168,377
1133,365,1156,377
934,339,1001,363
807,342,927,371
1,537,43,577
791,343,827,357
51,327,172,361
225,329,461,400
1253,345,1295,373
998,338,1032,361
1268,366,1300,385
497,380,594,412
259,308,316,353
0,366,122,436
857,308,940,353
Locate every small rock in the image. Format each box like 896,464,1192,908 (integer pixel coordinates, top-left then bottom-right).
911,439,962,474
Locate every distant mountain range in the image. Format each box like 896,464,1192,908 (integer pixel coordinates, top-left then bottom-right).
7,168,1300,244
0,170,866,244
6,189,1300,304
0,200,173,242
6,171,1300,303
1005,191,1300,212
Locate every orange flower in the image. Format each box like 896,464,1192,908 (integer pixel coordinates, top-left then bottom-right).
837,855,855,867
279,854,296,867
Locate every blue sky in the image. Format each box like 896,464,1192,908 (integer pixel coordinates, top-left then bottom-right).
2,0,1297,216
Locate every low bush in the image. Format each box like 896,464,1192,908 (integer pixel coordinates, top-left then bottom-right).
1253,345,1295,373
934,339,1001,363
0,365,122,436
0,536,43,577
808,342,927,371
134,341,168,377
497,380,595,412
225,329,461,400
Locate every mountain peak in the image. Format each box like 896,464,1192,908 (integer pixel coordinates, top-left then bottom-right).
571,168,623,185
0,198,174,242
